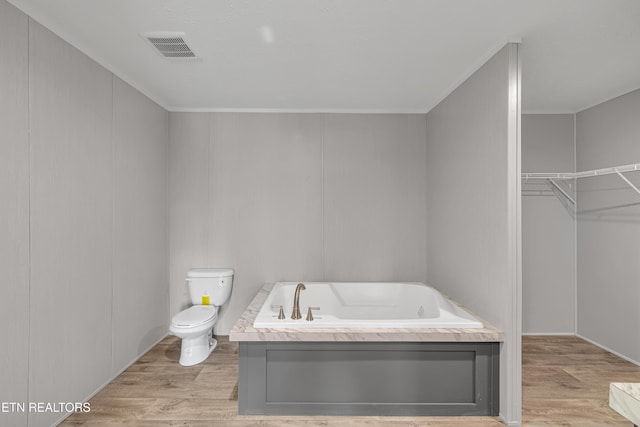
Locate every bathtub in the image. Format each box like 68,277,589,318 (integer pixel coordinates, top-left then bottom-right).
253,281,484,329
235,281,500,416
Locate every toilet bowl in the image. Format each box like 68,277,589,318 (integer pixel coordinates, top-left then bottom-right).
170,268,234,366
170,305,218,366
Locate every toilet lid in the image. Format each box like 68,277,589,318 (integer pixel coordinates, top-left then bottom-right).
172,305,216,328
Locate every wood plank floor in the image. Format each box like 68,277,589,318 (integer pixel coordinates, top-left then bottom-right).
61,335,640,426
522,335,640,426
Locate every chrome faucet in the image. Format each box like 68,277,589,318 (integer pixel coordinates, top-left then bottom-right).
291,283,306,319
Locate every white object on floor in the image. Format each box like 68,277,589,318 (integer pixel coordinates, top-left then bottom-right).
610,382,640,426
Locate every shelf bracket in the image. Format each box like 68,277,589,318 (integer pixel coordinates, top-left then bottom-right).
615,171,640,197
546,178,575,205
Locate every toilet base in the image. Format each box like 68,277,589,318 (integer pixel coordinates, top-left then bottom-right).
179,329,217,366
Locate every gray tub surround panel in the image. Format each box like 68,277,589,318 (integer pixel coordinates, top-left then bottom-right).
0,2,29,426
229,283,504,343
238,341,499,416
232,283,501,416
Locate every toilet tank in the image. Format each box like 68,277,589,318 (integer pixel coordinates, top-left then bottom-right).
187,268,234,307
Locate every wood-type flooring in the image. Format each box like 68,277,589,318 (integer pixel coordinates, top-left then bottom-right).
61,335,640,426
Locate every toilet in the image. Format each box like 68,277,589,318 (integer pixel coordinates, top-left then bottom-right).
170,268,234,366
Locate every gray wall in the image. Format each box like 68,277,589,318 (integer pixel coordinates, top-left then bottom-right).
0,2,29,426
425,44,521,425
28,17,113,427
576,89,640,364
169,113,427,334
0,2,169,425
112,76,169,372
522,114,575,334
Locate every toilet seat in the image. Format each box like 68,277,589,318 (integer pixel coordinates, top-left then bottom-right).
171,305,217,328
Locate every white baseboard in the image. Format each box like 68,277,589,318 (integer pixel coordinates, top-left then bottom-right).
499,412,522,426
522,332,575,336
576,333,640,367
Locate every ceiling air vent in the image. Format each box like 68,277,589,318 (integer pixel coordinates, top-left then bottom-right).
142,32,198,59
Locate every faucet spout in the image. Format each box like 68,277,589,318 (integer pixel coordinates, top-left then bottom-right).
291,283,306,319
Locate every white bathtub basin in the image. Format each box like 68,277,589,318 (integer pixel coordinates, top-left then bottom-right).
253,282,484,329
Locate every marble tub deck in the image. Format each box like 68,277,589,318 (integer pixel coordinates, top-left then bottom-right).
229,282,503,342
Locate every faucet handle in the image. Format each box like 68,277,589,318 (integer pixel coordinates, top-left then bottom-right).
306,307,320,321
278,305,285,320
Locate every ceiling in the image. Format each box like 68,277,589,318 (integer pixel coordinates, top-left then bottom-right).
8,0,640,113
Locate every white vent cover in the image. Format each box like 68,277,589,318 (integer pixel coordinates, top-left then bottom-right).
142,32,198,59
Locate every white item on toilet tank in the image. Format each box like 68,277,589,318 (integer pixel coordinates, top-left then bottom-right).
186,268,234,306
170,267,234,366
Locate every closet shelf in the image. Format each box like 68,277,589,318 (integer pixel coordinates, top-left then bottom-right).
522,162,640,181
521,162,640,205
